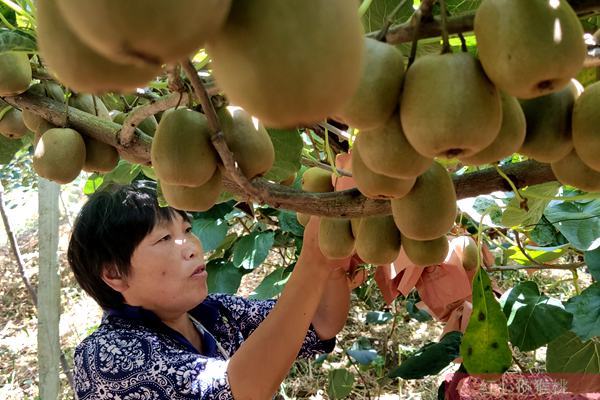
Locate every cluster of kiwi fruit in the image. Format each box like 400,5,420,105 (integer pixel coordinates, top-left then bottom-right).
36,1,365,131
150,105,275,211
2,0,598,227
295,0,594,267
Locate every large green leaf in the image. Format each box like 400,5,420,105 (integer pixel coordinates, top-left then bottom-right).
547,331,600,374
564,282,600,341
0,4,16,29
361,0,413,33
191,217,229,252
500,281,572,351
263,128,303,183
248,265,292,300
506,244,567,266
0,134,24,164
277,210,304,237
0,29,36,52
501,182,560,228
544,200,600,251
206,259,246,294
327,369,355,399
232,231,275,270
389,331,462,379
529,216,568,247
583,247,600,281
460,269,512,374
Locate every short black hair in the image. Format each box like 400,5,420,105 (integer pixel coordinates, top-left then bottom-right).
67,180,189,310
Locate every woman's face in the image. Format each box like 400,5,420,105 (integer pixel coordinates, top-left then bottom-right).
120,212,208,318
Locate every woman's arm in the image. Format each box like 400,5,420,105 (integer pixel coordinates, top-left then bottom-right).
311,267,351,340
226,217,349,399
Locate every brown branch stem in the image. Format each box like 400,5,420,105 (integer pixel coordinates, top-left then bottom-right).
120,92,191,146
2,92,562,217
369,0,600,44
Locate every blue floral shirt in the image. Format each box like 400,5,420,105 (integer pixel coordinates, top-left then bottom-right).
73,293,336,399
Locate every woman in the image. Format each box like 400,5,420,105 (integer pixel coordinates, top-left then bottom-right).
67,180,352,399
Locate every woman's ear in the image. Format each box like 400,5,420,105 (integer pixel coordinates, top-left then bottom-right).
101,265,129,293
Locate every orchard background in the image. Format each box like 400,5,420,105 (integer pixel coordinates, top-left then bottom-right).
1,0,600,399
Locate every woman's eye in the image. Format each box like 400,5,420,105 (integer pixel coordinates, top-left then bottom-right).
185,226,193,233
159,234,171,242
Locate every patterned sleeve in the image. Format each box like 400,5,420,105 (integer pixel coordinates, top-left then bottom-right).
213,293,336,358
73,325,235,400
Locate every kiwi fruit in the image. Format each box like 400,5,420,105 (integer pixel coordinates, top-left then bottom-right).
0,52,31,96
56,0,232,66
336,38,404,130
401,235,449,266
355,115,432,179
551,150,600,192
22,82,64,134
355,215,402,265
219,106,275,179
112,110,158,137
69,93,111,120
301,167,334,193
350,218,362,238
161,168,223,212
82,136,118,173
151,108,219,186
391,161,457,240
519,81,579,163
451,236,479,271
351,146,415,199
33,128,86,184
296,212,311,227
207,0,364,127
475,0,586,99
298,167,335,227
572,81,600,172
0,108,29,139
318,218,355,259
36,0,160,93
67,93,119,172
400,52,502,159
460,92,526,166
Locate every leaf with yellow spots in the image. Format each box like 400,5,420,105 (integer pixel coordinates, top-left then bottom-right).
460,268,512,375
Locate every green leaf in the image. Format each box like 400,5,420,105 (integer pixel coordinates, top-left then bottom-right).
208,233,238,261
406,299,432,322
191,217,229,253
140,165,156,180
0,134,23,164
500,281,572,351
248,265,292,300
206,259,246,294
347,337,380,365
0,4,16,28
83,174,104,195
263,128,303,183
365,311,393,324
544,200,600,251
0,29,36,52
361,0,413,33
101,160,139,186
583,247,600,281
529,216,568,247
327,369,355,399
232,231,275,270
547,330,600,374
501,182,560,228
194,200,235,220
278,210,304,237
389,331,462,379
506,244,567,266
472,196,503,225
564,282,600,341
460,269,512,374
